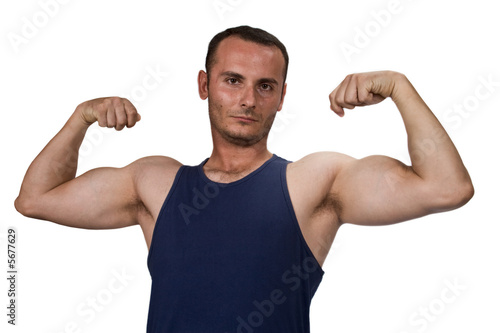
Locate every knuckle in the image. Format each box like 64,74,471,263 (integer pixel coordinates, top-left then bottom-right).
329,93,336,103
346,95,357,104
358,95,369,103
103,98,112,107
116,111,126,121
112,96,122,105
96,108,106,118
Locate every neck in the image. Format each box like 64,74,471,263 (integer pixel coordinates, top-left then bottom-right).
205,132,272,175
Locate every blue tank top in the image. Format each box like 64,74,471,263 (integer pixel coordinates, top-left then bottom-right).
146,154,324,332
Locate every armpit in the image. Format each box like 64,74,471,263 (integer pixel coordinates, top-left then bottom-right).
312,191,343,219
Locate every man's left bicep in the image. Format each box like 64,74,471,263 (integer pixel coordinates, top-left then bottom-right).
332,155,434,226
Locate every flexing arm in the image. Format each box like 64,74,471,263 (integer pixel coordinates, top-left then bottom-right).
327,71,474,226
14,97,143,229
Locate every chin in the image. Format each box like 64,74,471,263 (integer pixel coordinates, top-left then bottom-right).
223,130,267,147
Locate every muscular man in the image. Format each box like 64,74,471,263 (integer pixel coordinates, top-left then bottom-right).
15,26,473,332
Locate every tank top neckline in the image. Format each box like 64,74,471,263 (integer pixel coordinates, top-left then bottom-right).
197,153,280,187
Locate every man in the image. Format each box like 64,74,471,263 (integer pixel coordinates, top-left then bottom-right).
15,26,473,332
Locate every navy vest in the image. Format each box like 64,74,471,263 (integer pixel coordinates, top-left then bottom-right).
146,154,324,332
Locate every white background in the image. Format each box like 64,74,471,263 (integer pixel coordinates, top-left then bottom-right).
1,0,498,332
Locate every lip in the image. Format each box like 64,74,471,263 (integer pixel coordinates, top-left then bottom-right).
232,116,257,123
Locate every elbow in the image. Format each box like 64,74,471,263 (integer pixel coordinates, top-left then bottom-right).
462,180,475,203
450,181,474,208
14,195,38,218
430,179,474,212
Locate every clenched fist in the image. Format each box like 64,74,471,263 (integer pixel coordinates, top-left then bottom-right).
329,71,404,117
77,97,141,131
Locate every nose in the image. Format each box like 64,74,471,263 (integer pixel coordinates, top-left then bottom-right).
240,85,256,109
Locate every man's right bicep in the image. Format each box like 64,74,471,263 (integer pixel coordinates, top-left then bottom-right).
18,166,140,229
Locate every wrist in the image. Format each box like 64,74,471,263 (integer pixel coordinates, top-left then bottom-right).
73,104,94,127
65,107,93,135
390,72,414,105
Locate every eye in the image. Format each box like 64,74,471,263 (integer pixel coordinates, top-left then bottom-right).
227,78,239,84
261,84,272,91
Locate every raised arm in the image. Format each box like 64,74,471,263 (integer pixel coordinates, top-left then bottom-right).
327,71,474,226
14,97,144,229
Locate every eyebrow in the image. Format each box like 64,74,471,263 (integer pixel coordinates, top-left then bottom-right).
221,71,279,86
221,71,245,80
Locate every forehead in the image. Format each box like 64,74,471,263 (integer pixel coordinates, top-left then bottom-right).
212,36,285,81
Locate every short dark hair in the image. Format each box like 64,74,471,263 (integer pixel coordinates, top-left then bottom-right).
205,25,289,83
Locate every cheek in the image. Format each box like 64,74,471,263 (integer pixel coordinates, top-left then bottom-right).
208,94,230,118
211,88,236,109
260,97,281,114
208,89,223,107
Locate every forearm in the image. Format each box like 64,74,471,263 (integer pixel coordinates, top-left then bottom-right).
391,73,473,199
15,97,143,227
16,108,90,203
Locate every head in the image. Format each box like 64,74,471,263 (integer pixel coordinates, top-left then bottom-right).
198,26,288,147
205,25,289,85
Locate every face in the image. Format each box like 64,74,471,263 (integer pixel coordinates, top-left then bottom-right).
198,36,287,147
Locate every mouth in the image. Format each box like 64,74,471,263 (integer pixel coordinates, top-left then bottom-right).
232,116,257,123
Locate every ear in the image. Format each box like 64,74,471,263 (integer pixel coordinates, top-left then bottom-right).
198,70,208,100
277,83,287,111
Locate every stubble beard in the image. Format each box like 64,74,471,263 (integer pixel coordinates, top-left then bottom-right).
207,97,276,147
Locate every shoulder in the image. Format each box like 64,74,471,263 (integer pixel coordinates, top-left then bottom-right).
126,155,183,175
120,156,183,245
124,156,183,213
288,151,356,180
285,151,356,218
126,155,183,190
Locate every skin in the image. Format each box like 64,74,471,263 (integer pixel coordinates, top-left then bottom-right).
15,36,474,267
